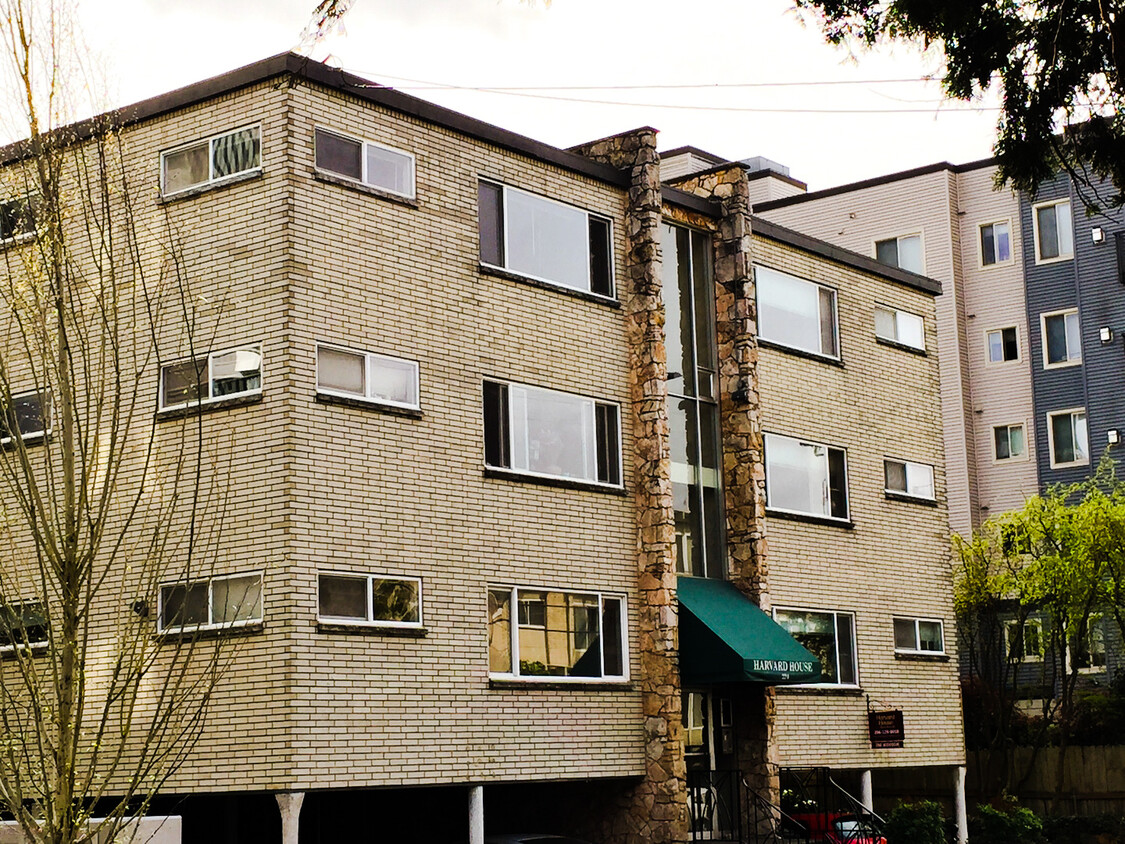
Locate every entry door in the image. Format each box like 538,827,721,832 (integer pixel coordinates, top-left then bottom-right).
683,690,714,772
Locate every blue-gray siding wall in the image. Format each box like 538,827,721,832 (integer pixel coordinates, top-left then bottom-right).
1021,173,1125,488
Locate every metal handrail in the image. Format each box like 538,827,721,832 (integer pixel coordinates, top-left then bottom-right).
743,778,812,844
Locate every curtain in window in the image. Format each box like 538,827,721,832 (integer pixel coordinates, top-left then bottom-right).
212,128,260,179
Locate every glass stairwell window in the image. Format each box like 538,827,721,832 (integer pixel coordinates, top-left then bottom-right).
661,222,723,579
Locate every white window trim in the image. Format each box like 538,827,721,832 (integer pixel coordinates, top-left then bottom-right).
763,432,850,522
1032,199,1074,265
316,571,423,629
480,180,616,299
159,124,263,198
315,342,421,411
484,378,624,489
158,343,263,412
1046,406,1089,469
978,219,1014,268
0,196,35,246
754,264,841,361
1004,618,1044,663
772,605,859,689
984,325,1021,364
1072,614,1107,675
883,458,936,501
872,232,925,275
156,570,264,634
488,584,629,684
313,125,417,199
0,388,51,445
874,304,925,351
992,421,1030,464
0,600,48,653
1040,309,1082,370
893,616,946,655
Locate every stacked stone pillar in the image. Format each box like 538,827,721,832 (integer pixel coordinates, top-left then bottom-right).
571,130,688,844
674,166,778,818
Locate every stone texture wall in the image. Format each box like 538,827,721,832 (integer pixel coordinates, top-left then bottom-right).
572,129,689,844
675,165,778,816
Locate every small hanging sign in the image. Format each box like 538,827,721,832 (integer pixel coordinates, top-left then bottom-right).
868,709,905,748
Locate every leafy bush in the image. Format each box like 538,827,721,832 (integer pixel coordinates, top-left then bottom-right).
970,803,1044,844
1041,814,1125,844
885,801,945,844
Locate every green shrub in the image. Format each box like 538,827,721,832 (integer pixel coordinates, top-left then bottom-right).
1041,814,1125,844
885,801,945,844
970,803,1044,844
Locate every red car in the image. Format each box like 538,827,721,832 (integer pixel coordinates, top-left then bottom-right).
824,815,888,844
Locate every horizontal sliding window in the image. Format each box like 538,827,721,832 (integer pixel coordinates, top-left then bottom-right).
314,127,415,199
987,327,1019,363
1,389,51,443
478,181,613,297
161,125,261,197
158,572,263,633
874,305,924,350
484,380,621,487
0,196,34,243
159,344,262,411
994,424,1026,462
756,265,838,358
764,432,848,520
488,586,626,681
774,607,857,686
893,617,945,654
884,459,935,500
316,344,419,410
318,573,422,628
875,233,923,273
0,600,48,651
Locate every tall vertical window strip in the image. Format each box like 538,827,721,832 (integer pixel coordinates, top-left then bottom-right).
661,223,723,579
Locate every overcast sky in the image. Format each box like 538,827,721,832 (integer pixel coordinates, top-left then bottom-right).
73,0,1001,191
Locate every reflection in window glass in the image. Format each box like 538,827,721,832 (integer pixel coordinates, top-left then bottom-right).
1049,410,1088,465
757,265,838,357
774,608,856,685
764,433,848,519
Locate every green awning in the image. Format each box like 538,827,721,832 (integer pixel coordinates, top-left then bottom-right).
678,577,821,685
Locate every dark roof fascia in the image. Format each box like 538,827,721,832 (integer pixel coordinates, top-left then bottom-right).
0,53,630,189
747,168,807,191
755,157,998,212
659,145,727,165
661,185,720,218
751,216,943,296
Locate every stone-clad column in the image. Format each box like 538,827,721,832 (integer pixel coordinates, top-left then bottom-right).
674,166,777,816
572,130,688,844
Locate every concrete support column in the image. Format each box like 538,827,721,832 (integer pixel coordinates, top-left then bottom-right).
276,792,304,844
860,769,873,812
954,765,968,844
469,785,484,844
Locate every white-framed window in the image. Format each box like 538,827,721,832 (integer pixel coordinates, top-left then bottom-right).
755,265,839,359
314,126,416,199
1047,408,1089,468
317,572,422,628
893,617,945,655
0,600,48,652
1041,310,1081,368
773,607,858,686
980,221,1012,266
884,458,935,500
478,180,614,297
160,125,262,197
1033,199,1074,263
483,380,621,487
1005,618,1044,663
1073,614,1107,674
993,423,1028,462
763,432,849,521
986,327,1019,363
875,233,923,273
158,571,263,633
158,344,262,412
874,305,925,350
0,196,34,244
315,343,419,410
488,586,627,681
1,389,51,444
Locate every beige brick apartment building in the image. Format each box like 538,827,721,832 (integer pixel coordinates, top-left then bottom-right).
0,56,965,843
